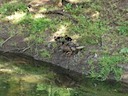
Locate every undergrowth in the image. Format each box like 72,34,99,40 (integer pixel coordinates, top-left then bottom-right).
117,22,128,36
0,2,27,15
89,55,128,81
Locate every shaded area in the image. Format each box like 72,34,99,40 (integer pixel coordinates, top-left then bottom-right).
0,55,128,96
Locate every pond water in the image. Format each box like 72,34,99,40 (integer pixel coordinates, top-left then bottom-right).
0,55,128,96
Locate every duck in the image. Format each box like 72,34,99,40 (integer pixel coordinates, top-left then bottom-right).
64,35,72,42
54,35,85,55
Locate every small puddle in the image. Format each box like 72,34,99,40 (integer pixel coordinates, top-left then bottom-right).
0,55,128,96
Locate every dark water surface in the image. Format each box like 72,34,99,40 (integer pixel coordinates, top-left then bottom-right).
0,55,128,96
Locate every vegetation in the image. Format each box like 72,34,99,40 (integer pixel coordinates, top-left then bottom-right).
0,56,127,96
0,2,27,15
0,0,128,82
118,22,128,36
89,55,128,81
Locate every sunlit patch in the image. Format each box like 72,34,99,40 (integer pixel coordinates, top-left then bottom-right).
23,37,30,42
91,11,100,20
39,7,47,13
0,62,9,68
84,8,100,21
0,69,14,74
68,0,91,3
5,11,26,23
8,0,18,4
21,74,43,83
122,72,128,80
50,25,67,42
34,13,46,18
72,34,80,42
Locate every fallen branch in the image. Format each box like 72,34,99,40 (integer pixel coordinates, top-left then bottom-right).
21,45,31,53
1,33,18,47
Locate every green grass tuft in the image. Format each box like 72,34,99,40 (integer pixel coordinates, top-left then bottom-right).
0,2,27,15
89,55,126,81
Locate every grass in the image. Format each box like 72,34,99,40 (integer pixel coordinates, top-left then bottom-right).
68,17,108,44
0,0,128,81
0,2,27,16
40,49,51,58
0,0,108,45
19,16,52,33
89,55,128,81
117,22,128,36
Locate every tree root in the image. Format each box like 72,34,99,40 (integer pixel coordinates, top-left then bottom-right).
41,9,78,23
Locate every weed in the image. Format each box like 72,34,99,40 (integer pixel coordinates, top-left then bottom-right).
118,24,128,36
120,47,128,54
19,15,51,32
0,2,27,15
69,15,108,45
64,3,83,14
64,3,72,12
89,55,125,81
40,49,51,58
120,47,128,57
36,83,73,96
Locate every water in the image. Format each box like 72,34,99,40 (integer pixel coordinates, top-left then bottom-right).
0,55,128,96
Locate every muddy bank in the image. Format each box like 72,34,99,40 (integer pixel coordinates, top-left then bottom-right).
0,23,128,84
0,51,83,81
1,54,128,96
0,48,128,87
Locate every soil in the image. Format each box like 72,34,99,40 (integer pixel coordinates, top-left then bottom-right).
0,0,128,84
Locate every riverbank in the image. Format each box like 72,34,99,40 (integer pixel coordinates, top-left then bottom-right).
0,0,128,84
0,55,128,96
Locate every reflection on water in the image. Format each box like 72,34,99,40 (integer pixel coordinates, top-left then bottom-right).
0,55,128,96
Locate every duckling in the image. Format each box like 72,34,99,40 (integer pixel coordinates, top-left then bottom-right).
54,35,85,56
54,36,65,43
54,36,63,43
60,43,71,52
64,35,72,42
60,43,73,56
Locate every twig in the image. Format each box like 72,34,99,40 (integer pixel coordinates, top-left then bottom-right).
21,45,31,53
1,33,18,47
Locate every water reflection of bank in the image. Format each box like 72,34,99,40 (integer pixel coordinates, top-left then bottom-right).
0,54,128,96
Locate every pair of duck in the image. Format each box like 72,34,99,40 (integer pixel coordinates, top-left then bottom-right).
54,35,85,55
